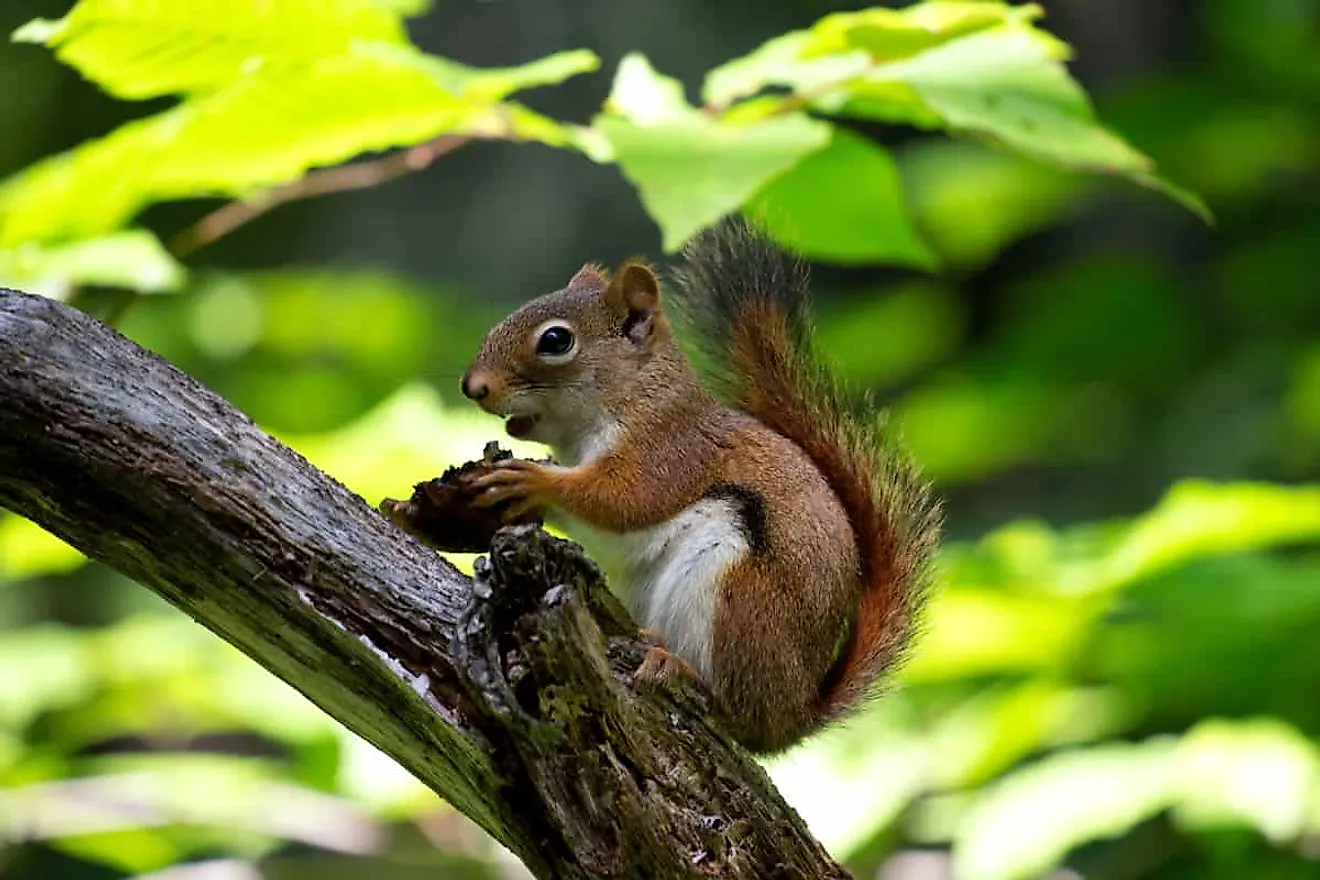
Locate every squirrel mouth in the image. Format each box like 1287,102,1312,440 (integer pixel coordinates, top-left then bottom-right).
505,415,539,439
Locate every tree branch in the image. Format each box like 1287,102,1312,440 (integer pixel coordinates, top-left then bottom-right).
0,289,848,880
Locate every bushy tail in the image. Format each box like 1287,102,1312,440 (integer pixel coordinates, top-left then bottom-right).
669,219,942,720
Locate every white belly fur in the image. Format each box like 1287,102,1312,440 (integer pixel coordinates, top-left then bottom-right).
555,499,749,682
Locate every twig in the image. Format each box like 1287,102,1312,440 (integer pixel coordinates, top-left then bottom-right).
169,134,471,259
98,134,472,328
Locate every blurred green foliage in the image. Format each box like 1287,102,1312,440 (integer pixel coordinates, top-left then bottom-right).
0,0,1317,879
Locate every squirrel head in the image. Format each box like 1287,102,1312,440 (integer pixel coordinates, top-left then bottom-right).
462,259,678,456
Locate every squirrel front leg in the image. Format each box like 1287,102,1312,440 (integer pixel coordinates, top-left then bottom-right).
469,457,667,532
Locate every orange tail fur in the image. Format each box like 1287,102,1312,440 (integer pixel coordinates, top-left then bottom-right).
670,219,942,720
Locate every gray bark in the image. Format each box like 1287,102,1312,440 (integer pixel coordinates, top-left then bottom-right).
0,289,848,879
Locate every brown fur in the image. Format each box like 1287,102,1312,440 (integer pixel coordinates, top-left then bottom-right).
462,235,939,752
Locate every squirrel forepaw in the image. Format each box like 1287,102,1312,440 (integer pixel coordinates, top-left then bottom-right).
469,458,557,518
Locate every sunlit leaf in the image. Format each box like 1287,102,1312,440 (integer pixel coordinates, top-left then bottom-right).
53,827,185,874
857,29,1124,160
0,516,86,580
1092,481,1320,594
371,0,432,16
405,45,599,103
926,682,1129,789
1173,718,1320,843
703,1,1048,108
0,230,184,299
903,588,1092,681
603,53,696,124
13,0,409,99
0,43,592,245
954,739,1178,880
6,756,379,868
746,128,937,267
955,718,1320,880
0,628,91,730
596,53,832,250
704,3,1206,219
601,111,830,252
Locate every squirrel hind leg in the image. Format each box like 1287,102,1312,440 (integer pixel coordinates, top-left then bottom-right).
709,558,839,753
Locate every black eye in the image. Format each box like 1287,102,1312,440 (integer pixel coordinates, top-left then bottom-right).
536,325,575,357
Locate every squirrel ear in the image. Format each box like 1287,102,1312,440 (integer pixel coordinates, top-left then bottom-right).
567,262,609,291
606,261,661,345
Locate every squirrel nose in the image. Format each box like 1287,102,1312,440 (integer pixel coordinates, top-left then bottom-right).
461,369,490,401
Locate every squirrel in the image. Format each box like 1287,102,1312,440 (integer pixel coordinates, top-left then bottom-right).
461,218,941,753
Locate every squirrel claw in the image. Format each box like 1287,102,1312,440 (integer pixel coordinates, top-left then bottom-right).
637,627,667,647
632,645,698,686
468,461,554,510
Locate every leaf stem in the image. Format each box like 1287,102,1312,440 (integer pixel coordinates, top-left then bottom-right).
168,134,472,259
98,134,473,328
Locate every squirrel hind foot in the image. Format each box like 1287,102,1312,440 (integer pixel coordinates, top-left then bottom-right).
632,644,698,685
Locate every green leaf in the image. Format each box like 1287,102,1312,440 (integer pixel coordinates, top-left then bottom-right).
954,739,1179,880
0,516,86,581
0,44,593,244
703,1,1049,108
1173,718,1320,843
0,230,184,298
953,719,1320,880
745,128,936,267
856,28,1139,166
596,55,830,251
702,3,1207,220
601,113,831,252
899,140,1080,268
811,2,1055,58
12,0,409,100
406,45,600,103
849,26,1208,220
371,0,431,15
1095,481,1320,593
903,588,1091,681
606,52,701,123
0,627,91,730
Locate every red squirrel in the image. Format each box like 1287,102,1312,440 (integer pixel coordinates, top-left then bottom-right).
461,219,941,753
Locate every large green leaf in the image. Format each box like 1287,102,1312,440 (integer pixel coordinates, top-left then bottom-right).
853,28,1138,168
13,0,409,99
745,128,936,267
596,55,831,251
702,2,1208,220
0,230,184,298
0,43,596,244
703,1,1050,108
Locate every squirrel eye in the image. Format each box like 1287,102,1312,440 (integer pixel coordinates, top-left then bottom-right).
535,324,576,359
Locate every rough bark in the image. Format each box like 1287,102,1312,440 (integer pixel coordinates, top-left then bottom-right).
0,289,849,880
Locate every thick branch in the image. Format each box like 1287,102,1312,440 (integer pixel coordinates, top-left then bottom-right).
0,289,847,880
